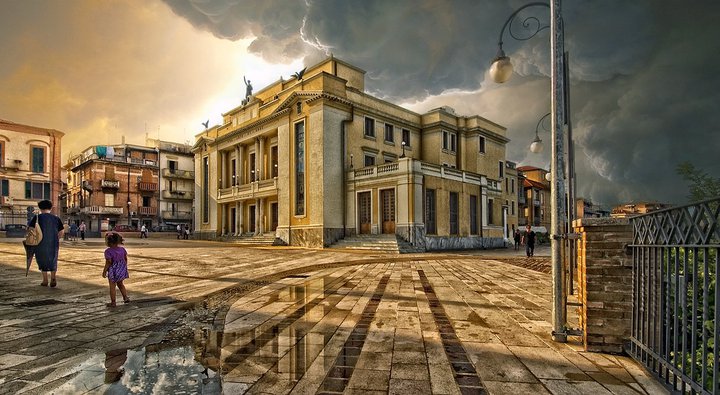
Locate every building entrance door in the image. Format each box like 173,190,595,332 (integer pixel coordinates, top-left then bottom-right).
381,189,395,234
271,202,278,231
358,192,371,234
230,208,236,234
248,205,256,233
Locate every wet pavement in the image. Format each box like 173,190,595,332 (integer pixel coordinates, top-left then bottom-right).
0,238,666,394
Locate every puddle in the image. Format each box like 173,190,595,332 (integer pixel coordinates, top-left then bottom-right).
59,272,360,393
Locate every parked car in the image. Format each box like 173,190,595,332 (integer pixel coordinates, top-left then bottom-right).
4,224,27,238
151,224,176,232
111,225,137,233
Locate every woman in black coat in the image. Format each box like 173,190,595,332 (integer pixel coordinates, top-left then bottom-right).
28,200,65,287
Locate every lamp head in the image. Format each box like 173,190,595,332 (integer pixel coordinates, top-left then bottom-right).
489,51,513,83
545,172,552,182
530,135,544,153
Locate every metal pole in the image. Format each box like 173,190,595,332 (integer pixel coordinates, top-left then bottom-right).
550,0,568,342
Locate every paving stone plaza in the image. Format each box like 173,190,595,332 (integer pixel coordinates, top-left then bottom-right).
0,238,667,394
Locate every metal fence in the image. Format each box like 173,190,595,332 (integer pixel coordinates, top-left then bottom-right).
629,197,719,394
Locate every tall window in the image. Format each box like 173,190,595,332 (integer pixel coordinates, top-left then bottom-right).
364,155,375,167
512,201,515,215
25,181,50,199
425,189,436,235
142,196,151,207
271,145,278,177
168,160,177,172
505,178,509,193
249,153,256,181
442,131,457,152
295,121,305,216
479,136,486,153
470,195,478,235
487,199,494,225
31,146,45,173
511,178,515,193
384,123,394,143
202,156,209,222
498,161,504,178
402,129,410,147
449,192,459,235
104,193,115,207
364,117,375,137
1,179,8,197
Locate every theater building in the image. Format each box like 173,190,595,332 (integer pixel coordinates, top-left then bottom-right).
192,57,515,250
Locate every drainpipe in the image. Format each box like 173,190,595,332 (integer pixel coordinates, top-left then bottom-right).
341,106,354,239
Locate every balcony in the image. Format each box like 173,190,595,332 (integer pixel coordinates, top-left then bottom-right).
162,189,194,200
0,196,14,206
80,206,124,215
101,179,120,189
138,182,158,192
162,210,193,220
162,168,194,180
139,206,157,216
218,178,278,203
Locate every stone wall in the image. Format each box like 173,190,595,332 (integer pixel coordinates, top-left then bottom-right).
424,236,505,251
573,217,633,353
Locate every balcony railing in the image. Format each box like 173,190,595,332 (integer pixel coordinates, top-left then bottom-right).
218,178,278,202
139,206,157,216
161,189,194,200
162,168,194,179
138,182,158,192
80,206,124,215
101,179,120,189
161,210,193,220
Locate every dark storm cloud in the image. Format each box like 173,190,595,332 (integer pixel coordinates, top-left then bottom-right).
164,0,720,206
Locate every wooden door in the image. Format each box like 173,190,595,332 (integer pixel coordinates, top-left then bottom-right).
381,189,395,234
358,192,371,234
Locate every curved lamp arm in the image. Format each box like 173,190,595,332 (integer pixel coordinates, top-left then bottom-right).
491,2,550,83
530,112,551,153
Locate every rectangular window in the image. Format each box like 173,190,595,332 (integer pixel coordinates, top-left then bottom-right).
487,199,494,225
425,189,436,235
449,192,459,235
470,195,478,235
142,196,151,207
364,117,375,137
364,155,375,167
271,146,278,177
202,156,209,222
1,179,8,196
168,160,177,172
511,178,515,193
31,146,45,173
402,129,410,147
479,136,486,153
505,178,509,193
24,181,51,199
442,130,457,152
104,193,115,207
384,123,394,143
499,161,504,178
295,121,305,216
249,153,256,182
512,201,515,215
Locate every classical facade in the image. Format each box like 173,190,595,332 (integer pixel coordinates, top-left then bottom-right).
517,165,551,231
66,144,159,233
192,57,515,249
0,119,63,226
146,138,194,229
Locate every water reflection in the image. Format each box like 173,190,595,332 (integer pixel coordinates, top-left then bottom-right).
104,349,127,383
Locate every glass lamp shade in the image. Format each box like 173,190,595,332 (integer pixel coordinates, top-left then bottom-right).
530,136,544,153
545,172,552,182
489,56,513,83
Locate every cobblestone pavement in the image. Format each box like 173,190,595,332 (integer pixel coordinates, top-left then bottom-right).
0,238,666,394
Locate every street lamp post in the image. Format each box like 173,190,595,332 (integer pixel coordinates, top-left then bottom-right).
400,141,406,158
530,112,551,154
489,0,568,342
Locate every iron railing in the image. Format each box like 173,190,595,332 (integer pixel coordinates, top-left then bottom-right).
629,197,719,394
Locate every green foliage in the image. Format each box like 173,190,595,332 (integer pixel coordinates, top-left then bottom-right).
676,162,720,202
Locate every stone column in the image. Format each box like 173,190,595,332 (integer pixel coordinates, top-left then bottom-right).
220,151,226,189
236,201,243,235
573,217,633,353
255,198,261,235
254,138,260,182
259,198,265,235
220,203,226,235
236,144,244,185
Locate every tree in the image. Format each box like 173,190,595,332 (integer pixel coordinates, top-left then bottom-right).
676,162,720,202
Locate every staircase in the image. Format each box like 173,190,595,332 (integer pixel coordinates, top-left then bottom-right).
226,233,280,246
330,234,424,254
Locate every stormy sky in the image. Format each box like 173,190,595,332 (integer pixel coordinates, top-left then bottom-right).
1,0,718,207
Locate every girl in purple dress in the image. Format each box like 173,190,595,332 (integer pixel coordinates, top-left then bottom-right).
102,233,130,307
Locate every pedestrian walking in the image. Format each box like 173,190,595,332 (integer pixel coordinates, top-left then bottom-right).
183,225,190,240
28,200,65,287
521,224,536,257
102,232,130,307
140,224,148,239
177,224,182,239
79,221,86,240
69,222,78,241
513,228,521,250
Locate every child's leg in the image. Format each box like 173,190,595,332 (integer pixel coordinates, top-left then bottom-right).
117,280,129,301
108,280,117,305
